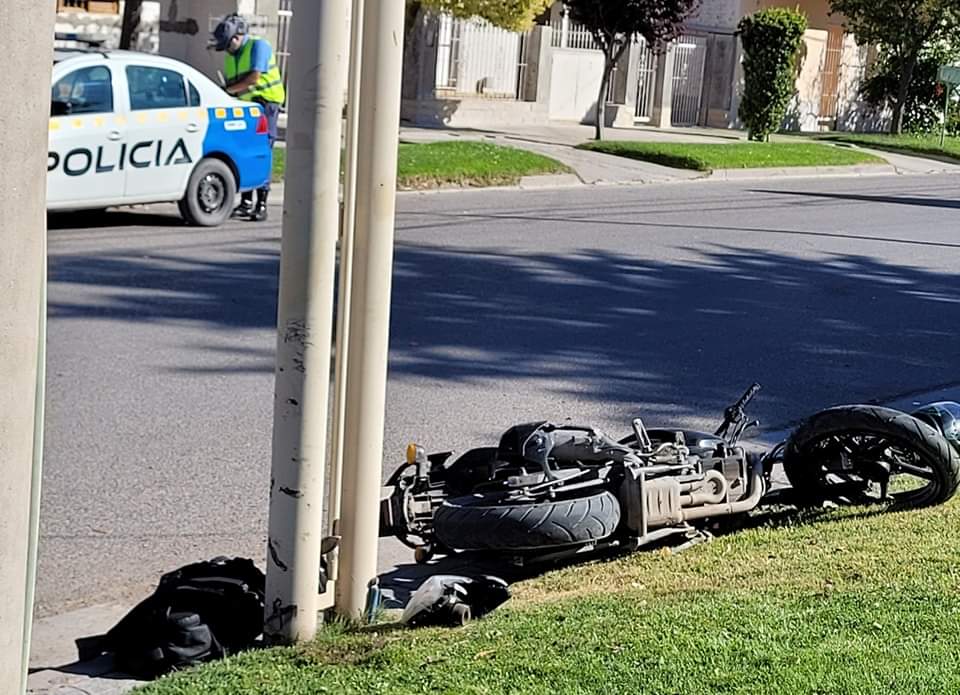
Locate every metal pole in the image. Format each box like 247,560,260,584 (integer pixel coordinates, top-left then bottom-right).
328,0,366,584
0,3,54,691
265,0,349,643
21,248,46,693
335,0,406,619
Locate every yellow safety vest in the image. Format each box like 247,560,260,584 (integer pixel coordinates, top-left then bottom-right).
224,36,286,105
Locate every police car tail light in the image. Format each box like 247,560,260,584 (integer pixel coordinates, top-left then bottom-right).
256,114,269,135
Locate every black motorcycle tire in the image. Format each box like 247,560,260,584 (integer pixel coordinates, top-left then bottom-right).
783,405,960,509
433,489,621,552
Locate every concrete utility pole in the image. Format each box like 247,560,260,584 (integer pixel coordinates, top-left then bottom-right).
265,0,348,643
328,0,366,585
335,0,406,619
0,2,54,692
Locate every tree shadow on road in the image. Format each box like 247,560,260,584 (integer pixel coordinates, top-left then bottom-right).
48,232,960,419
751,187,960,211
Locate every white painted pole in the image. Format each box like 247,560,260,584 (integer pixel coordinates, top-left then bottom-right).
327,0,366,585
265,0,349,643
0,3,54,691
335,0,406,619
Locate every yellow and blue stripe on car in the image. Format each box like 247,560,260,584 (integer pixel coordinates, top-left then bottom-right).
202,105,272,192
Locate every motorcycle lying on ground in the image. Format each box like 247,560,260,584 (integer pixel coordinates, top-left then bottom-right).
380,385,960,565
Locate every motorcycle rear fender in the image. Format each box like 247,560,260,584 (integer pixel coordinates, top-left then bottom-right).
379,486,404,538
911,401,960,453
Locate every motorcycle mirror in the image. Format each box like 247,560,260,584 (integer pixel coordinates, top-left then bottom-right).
632,418,652,452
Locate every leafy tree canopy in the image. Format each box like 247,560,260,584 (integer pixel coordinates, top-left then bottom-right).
563,0,699,54
830,0,960,132
420,0,553,31
831,0,960,52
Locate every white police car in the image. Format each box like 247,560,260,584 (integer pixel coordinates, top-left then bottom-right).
49,48,272,226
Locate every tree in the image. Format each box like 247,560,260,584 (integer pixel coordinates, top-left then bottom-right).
737,8,807,141
419,0,553,32
562,0,700,140
862,39,960,133
830,0,960,134
119,0,144,50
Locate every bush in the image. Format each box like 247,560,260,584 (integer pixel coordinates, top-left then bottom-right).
737,8,808,141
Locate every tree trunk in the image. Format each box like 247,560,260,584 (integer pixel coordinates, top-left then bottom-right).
892,52,919,135
595,45,626,140
595,63,612,140
119,0,144,50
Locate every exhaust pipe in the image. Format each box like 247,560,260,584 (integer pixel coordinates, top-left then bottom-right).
679,469,727,506
680,461,766,522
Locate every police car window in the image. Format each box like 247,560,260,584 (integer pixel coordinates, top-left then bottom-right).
126,66,188,110
51,66,113,116
188,81,201,107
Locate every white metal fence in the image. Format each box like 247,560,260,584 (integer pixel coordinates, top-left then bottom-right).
550,16,601,51
550,17,627,104
671,34,708,126
435,15,528,99
635,39,657,121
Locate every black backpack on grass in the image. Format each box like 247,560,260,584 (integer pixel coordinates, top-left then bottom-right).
103,556,265,679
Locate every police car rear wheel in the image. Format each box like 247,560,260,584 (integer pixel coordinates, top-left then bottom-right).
179,158,237,227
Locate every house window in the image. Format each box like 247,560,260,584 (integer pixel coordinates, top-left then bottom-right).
57,1,121,14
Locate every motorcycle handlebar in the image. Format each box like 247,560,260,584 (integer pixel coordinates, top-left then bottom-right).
732,383,762,413
715,383,762,439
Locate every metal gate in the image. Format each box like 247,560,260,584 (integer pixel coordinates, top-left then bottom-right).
635,39,657,121
276,0,293,92
671,34,708,126
435,14,462,90
819,27,844,124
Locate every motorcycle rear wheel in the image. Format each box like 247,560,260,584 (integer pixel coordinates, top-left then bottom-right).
433,489,621,552
783,405,960,509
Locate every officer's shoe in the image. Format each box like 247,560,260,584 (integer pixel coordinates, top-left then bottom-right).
250,191,269,222
231,200,254,219
251,202,268,222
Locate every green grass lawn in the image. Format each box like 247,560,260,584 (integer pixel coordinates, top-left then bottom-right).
576,141,885,172
815,133,960,163
135,499,960,695
271,141,569,188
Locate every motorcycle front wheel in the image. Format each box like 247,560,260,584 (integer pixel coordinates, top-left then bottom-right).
783,405,960,509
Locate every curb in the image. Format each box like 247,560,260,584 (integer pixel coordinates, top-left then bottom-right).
267,161,941,204
29,659,142,695
705,163,897,181
516,173,583,188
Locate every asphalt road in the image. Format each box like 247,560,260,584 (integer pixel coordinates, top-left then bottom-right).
39,174,960,617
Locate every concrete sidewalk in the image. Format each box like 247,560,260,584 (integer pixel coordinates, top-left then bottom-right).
276,120,960,189
396,123,960,186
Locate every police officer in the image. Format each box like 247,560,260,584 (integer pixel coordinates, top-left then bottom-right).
211,14,285,222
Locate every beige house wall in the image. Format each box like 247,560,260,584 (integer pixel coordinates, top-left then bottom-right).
688,0,742,31
742,0,840,30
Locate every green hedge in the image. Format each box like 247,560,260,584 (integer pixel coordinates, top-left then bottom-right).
737,8,808,142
